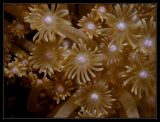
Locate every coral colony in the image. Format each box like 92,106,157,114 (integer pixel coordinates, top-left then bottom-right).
4,4,156,118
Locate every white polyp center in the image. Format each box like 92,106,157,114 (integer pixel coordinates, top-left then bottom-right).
63,40,70,48
116,21,126,31
16,23,24,30
130,52,137,60
139,70,148,79
77,54,87,64
36,79,43,85
45,52,53,60
22,59,29,65
56,85,65,93
143,38,153,48
98,6,106,14
131,14,139,22
109,44,117,52
90,92,99,101
87,22,96,30
44,15,54,25
11,67,19,74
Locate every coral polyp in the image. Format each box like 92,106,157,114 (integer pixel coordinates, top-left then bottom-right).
24,4,72,42
29,40,65,76
105,4,141,50
64,40,104,83
91,4,113,22
137,17,156,56
74,80,116,115
134,3,156,21
121,60,155,99
76,107,104,118
8,18,30,39
4,58,27,78
99,38,123,66
42,76,74,104
78,12,107,39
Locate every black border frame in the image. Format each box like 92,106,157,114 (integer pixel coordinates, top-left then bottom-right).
1,0,159,120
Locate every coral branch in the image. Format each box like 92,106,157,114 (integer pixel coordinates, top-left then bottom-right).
53,93,79,118
10,44,28,56
4,4,29,20
27,87,40,114
13,39,35,52
118,89,139,118
57,24,89,43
